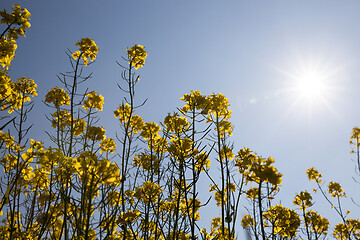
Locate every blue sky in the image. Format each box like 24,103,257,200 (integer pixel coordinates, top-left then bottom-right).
6,0,360,234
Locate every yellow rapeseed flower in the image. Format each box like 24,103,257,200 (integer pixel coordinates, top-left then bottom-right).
72,38,99,65
263,205,300,238
180,90,209,113
127,44,147,69
304,210,329,236
99,137,116,154
0,38,17,69
73,118,86,136
306,167,322,183
328,181,346,198
45,87,70,108
114,103,131,122
241,214,255,228
0,4,31,40
235,148,282,185
164,112,189,134
141,122,160,140
83,91,104,111
51,110,71,130
293,191,313,210
85,126,106,141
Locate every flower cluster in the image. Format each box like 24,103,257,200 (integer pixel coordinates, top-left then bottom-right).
180,90,208,113
306,167,322,183
0,38,16,69
179,197,201,220
245,187,258,200
0,131,15,149
263,204,301,238
209,183,236,207
235,148,282,185
0,4,31,40
194,151,210,171
206,93,232,119
167,137,193,159
51,110,71,130
72,38,99,65
241,214,255,228
350,127,360,149
304,210,329,236
0,4,32,114
45,87,70,108
293,191,313,210
7,77,37,113
127,44,147,69
85,126,106,142
333,219,360,239
73,118,86,136
133,153,160,174
134,181,162,204
219,146,234,161
76,151,121,186
141,122,160,140
328,181,346,198
209,217,235,239
99,137,116,154
164,112,189,134
118,210,141,224
114,103,131,122
83,91,104,111
0,70,11,103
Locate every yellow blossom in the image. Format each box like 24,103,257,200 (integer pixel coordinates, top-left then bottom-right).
241,214,255,228
180,90,209,113
73,118,86,136
0,38,17,69
304,210,329,236
127,44,147,69
72,38,99,65
0,4,31,39
119,210,141,224
293,191,313,210
83,91,104,111
167,137,193,158
141,122,160,140
328,181,346,197
7,77,37,113
22,166,35,181
263,204,300,238
51,110,71,130
99,137,116,154
114,103,131,122
333,220,360,239
235,148,282,185
246,187,258,200
306,167,323,183
164,112,189,134
219,146,234,161
133,153,160,174
134,181,162,203
206,93,232,119
45,87,70,108
194,151,210,171
85,126,106,141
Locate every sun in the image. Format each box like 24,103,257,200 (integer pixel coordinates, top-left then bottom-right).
283,56,336,107
276,54,342,116
295,70,326,102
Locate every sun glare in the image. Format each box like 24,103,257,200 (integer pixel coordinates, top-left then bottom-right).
295,70,326,101
276,54,342,117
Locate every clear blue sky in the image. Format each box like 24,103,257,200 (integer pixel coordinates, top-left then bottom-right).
7,0,360,234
